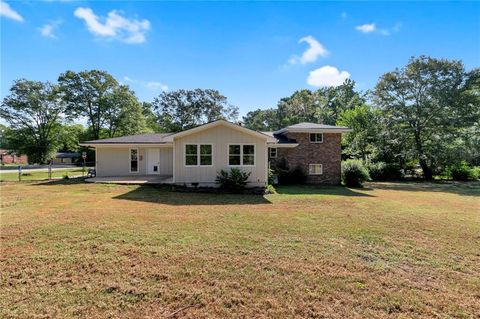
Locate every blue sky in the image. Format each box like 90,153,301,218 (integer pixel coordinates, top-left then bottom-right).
1,1,479,117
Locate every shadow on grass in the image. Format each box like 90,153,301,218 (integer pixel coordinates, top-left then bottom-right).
367,181,480,197
114,185,272,206
30,178,87,186
275,185,374,197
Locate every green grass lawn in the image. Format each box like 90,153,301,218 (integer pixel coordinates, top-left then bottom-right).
1,180,479,318
0,168,84,182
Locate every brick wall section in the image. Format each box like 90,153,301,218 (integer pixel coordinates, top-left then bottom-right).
270,133,342,185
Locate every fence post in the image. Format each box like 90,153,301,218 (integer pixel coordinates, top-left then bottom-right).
48,162,52,180
18,165,21,182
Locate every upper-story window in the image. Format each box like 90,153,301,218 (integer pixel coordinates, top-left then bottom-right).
185,144,213,166
310,133,323,143
229,144,255,166
269,148,277,158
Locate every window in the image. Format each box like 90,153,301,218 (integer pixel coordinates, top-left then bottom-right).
130,148,139,173
229,144,255,166
269,148,277,158
185,144,198,166
200,144,212,166
185,144,213,166
310,133,323,143
309,164,323,175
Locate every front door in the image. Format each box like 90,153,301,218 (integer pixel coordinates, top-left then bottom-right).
146,149,160,174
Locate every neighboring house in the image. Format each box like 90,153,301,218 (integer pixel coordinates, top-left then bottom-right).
52,152,80,164
0,149,28,165
80,120,350,187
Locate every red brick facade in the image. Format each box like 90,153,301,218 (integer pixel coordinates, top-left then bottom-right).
270,133,342,185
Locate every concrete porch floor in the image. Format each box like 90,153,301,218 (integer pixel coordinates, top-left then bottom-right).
86,175,173,185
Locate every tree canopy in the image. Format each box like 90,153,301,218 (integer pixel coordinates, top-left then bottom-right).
373,56,479,179
0,80,66,163
152,89,239,132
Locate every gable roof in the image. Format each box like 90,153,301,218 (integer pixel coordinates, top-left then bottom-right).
163,120,277,142
80,133,172,145
274,122,351,134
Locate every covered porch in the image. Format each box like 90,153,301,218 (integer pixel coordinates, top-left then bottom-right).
86,175,173,185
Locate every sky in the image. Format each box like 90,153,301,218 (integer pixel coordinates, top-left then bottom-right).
1,1,479,118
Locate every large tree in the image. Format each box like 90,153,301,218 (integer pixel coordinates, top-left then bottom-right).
152,89,239,132
0,80,66,163
243,79,364,130
373,56,479,179
57,70,118,140
103,85,149,137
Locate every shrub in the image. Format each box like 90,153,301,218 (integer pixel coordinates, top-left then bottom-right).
366,162,404,181
216,168,251,191
268,168,277,185
470,166,480,180
274,158,307,185
450,161,471,181
342,160,370,187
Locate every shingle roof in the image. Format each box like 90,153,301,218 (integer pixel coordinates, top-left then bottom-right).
284,122,349,130
82,133,172,144
261,131,297,144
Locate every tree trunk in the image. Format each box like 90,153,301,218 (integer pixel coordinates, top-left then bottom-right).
414,129,433,180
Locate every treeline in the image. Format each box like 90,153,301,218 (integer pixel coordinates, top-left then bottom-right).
1,56,479,180
0,71,238,164
243,56,480,180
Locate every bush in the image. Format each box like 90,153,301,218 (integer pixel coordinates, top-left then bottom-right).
274,158,307,185
366,161,404,181
216,168,251,191
470,166,480,180
342,160,370,187
449,161,472,181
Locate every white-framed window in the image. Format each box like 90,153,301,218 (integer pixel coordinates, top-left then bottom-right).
269,148,277,158
310,133,323,143
309,164,323,175
185,144,213,167
129,148,139,173
228,144,255,166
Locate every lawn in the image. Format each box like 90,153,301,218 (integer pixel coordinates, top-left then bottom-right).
1,180,479,318
0,168,84,182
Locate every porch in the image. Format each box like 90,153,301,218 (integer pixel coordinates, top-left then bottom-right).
86,175,173,185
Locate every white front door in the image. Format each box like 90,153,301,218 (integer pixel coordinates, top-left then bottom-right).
146,148,160,174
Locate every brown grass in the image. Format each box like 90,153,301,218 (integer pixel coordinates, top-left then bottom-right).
1,180,479,318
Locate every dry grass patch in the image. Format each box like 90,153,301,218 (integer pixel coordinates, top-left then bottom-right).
1,180,479,318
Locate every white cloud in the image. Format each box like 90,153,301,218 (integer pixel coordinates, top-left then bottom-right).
39,20,62,38
74,7,150,44
289,35,328,65
356,22,401,36
146,82,168,91
307,66,350,87
355,23,376,33
122,76,168,91
0,1,24,22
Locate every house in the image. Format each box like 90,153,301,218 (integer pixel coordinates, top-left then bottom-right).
52,152,80,164
0,149,28,165
80,120,351,187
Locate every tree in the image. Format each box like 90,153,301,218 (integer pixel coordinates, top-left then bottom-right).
373,56,479,179
152,89,239,132
0,80,66,163
337,104,381,161
57,124,86,152
243,79,364,130
58,70,118,140
103,85,149,137
242,108,279,131
142,102,162,132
